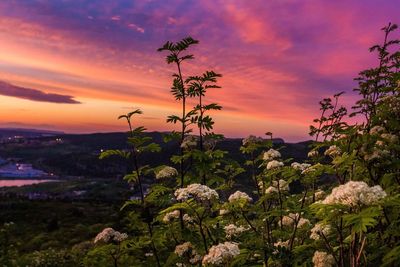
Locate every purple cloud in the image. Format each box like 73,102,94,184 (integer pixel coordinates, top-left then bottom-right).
0,81,80,104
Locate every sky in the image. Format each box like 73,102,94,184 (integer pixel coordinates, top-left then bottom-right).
0,0,399,142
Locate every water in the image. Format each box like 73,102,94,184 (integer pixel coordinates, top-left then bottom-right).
0,179,58,187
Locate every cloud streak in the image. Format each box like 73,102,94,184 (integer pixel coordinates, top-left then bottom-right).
0,0,399,140
0,81,80,104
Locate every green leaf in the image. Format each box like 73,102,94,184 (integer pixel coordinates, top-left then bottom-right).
382,245,400,266
123,172,139,183
343,206,381,234
99,149,130,159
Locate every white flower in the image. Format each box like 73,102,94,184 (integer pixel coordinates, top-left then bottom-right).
310,223,331,240
145,252,154,257
175,242,193,257
364,148,390,161
175,242,201,265
272,179,289,191
322,181,387,206
369,126,385,135
291,162,311,172
312,251,335,267
163,210,180,223
189,254,202,264
219,209,229,215
274,239,290,249
324,145,341,158
94,228,128,244
242,135,263,146
308,150,319,158
156,166,178,179
375,140,385,147
297,218,311,228
204,138,217,150
183,214,194,224
181,135,197,149
280,213,297,227
228,191,252,203
174,184,219,202
381,133,398,143
266,160,284,170
265,186,278,194
315,190,325,201
279,213,310,228
202,242,240,265
263,149,281,161
224,224,248,238
258,180,264,191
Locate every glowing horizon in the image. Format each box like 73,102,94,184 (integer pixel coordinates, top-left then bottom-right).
0,0,399,142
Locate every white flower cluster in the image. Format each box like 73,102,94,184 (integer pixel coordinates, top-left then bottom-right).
297,217,311,228
308,150,319,158
257,180,265,191
310,222,331,240
380,94,400,113
369,125,385,135
242,135,263,146
324,145,341,158
274,239,290,249
156,166,178,179
175,184,219,202
224,224,248,239
280,213,297,227
363,148,390,161
291,162,311,172
265,186,279,195
219,209,229,215
280,213,310,228
181,135,198,149
267,160,284,170
94,228,128,244
272,179,289,191
322,181,387,206
375,140,385,147
304,190,325,202
381,133,398,143
163,210,194,225
263,149,281,161
202,242,240,266
183,214,194,224
228,191,252,203
315,190,325,201
312,251,335,267
174,242,194,256
175,242,202,265
204,138,217,150
163,210,180,223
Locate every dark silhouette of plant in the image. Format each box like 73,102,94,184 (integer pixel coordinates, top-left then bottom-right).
100,109,162,266
351,23,400,130
158,37,199,188
186,71,222,149
186,70,222,184
309,92,347,142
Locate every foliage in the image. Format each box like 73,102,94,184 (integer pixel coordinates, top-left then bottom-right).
2,23,400,267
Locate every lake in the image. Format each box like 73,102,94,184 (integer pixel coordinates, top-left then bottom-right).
0,179,58,187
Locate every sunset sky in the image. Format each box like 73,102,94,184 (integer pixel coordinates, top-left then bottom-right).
0,0,399,142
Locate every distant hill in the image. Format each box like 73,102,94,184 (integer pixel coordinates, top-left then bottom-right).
0,128,64,139
0,131,313,180
0,131,317,197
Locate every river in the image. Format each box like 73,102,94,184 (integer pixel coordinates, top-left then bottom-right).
0,179,58,187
